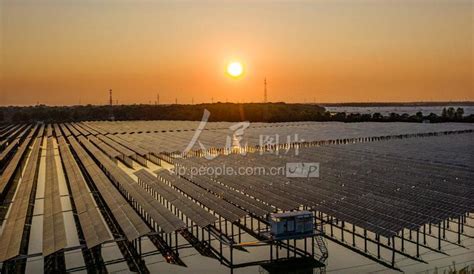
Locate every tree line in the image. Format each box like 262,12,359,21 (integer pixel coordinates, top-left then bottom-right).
0,103,471,123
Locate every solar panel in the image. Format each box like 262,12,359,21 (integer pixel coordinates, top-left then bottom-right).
43,137,67,256
87,135,121,160
96,135,135,157
0,135,41,262
156,170,247,222
107,135,148,156
71,123,90,136
53,123,62,137
0,124,27,149
66,123,81,137
0,125,38,197
60,123,72,137
67,136,151,240
58,136,113,248
78,136,186,233
182,174,273,217
78,122,99,136
134,169,217,227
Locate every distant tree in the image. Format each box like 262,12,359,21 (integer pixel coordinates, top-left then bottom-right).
455,107,464,119
333,112,346,121
441,107,447,118
12,111,29,122
427,112,439,123
1,104,471,123
389,112,400,121
372,112,383,121
446,107,456,119
361,114,372,121
415,111,423,121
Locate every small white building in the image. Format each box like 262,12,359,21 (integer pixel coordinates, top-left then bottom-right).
269,211,314,239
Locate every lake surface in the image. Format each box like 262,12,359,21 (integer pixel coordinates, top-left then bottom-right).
324,106,474,116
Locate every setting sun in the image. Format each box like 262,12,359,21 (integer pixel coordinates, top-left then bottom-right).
227,62,243,78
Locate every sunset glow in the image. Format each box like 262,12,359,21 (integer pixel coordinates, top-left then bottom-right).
1,0,472,105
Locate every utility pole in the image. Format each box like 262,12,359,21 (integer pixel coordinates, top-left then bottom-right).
156,93,160,105
108,89,115,121
264,77,267,103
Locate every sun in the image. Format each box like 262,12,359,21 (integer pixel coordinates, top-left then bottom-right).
227,61,243,78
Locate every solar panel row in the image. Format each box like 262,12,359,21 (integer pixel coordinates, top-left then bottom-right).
0,124,27,149
71,123,90,136
0,124,17,139
46,124,53,138
0,140,19,164
106,134,148,157
119,135,162,156
215,174,299,211
156,171,246,222
0,133,41,261
0,125,38,198
53,124,62,138
66,123,81,137
0,125,32,164
60,124,72,137
43,137,67,256
134,169,217,228
104,134,149,166
78,136,185,233
58,136,112,248
77,122,99,136
180,173,273,217
83,123,108,135
97,135,135,157
67,136,150,240
87,135,121,160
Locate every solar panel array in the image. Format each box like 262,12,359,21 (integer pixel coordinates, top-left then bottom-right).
87,135,121,160
178,172,273,217
155,170,247,222
174,132,474,237
107,134,148,157
59,123,71,137
0,124,27,149
0,133,41,261
78,136,185,233
67,136,150,240
83,121,474,155
97,135,135,157
134,169,217,227
0,125,39,198
0,121,472,271
58,136,112,248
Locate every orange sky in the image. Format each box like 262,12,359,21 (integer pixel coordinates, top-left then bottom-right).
1,0,472,106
